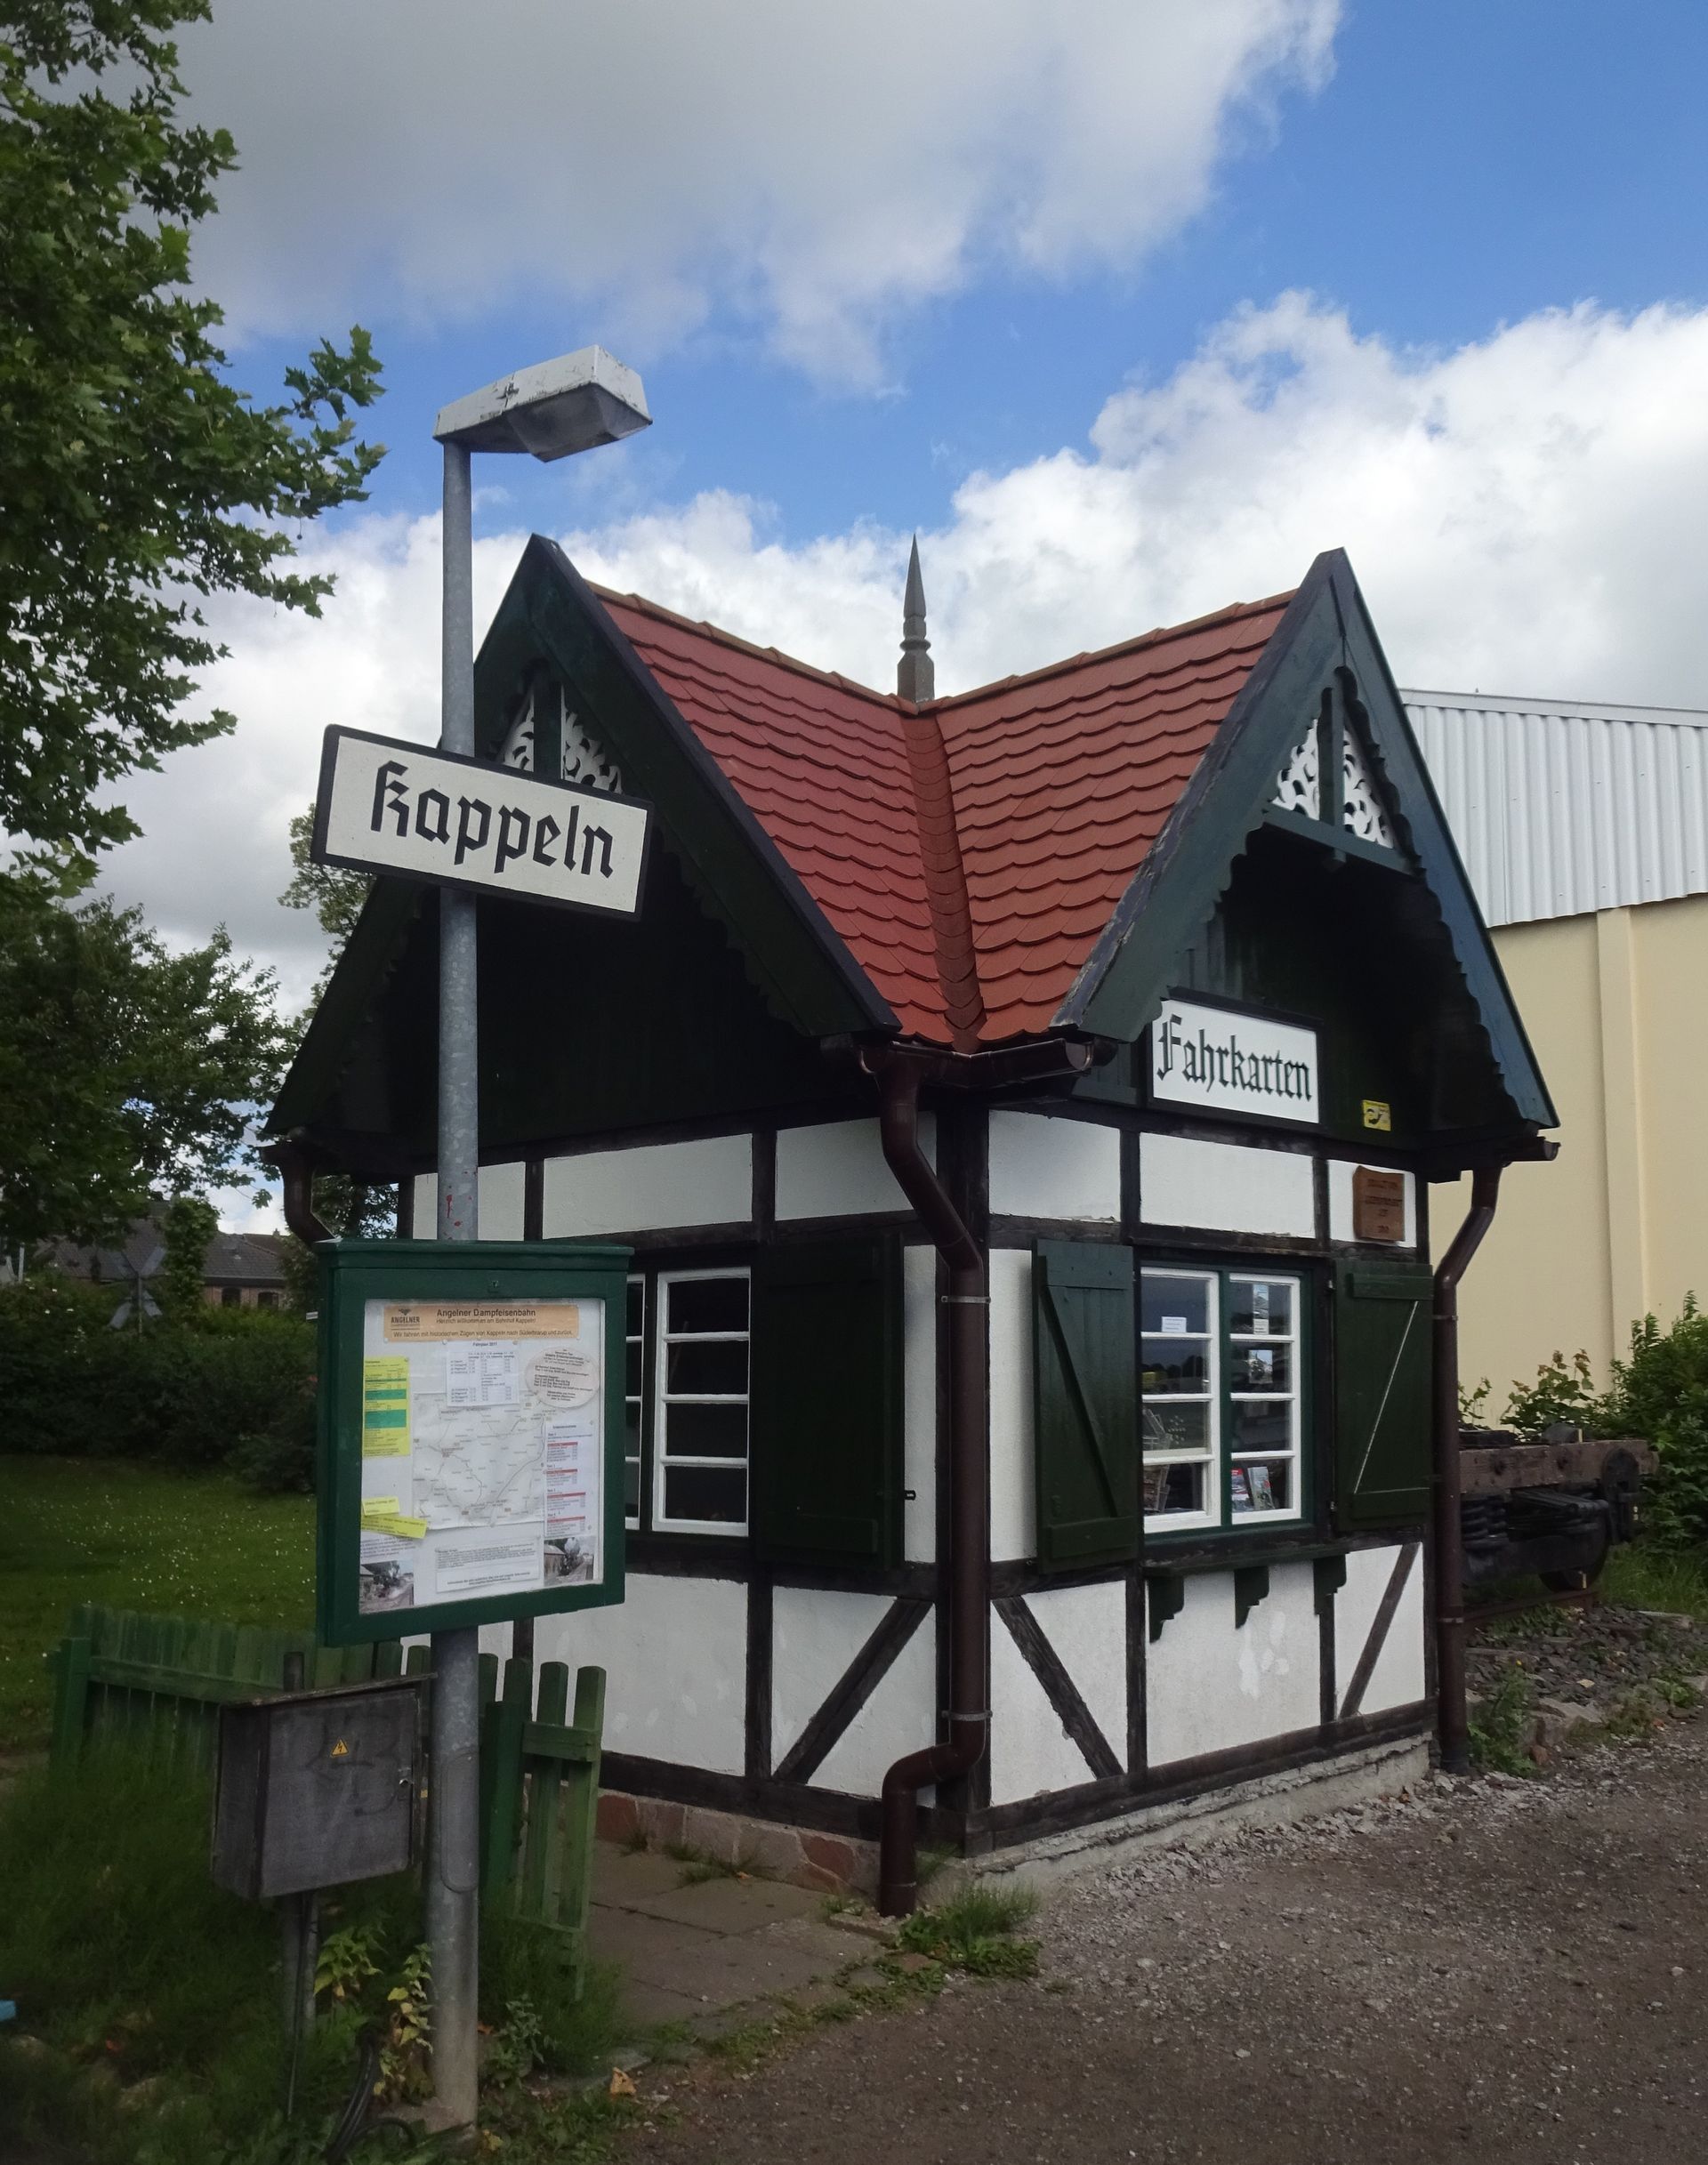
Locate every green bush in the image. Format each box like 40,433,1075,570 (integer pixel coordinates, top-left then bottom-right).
1607,1297,1708,1550
0,1269,314,1479
1503,1348,1607,1439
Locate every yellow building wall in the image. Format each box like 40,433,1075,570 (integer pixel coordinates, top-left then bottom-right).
1441,891,1708,1405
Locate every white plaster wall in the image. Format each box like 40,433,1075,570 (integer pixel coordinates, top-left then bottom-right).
776,1116,935,1220
1146,1564,1321,1766
1024,1581,1127,1769
770,1587,890,1765
478,1160,526,1241
532,1573,747,1773
903,1243,937,1562
988,1113,1122,1223
990,1605,1097,1801
541,1133,752,1237
409,1165,524,1237
1139,1132,1315,1237
1334,1544,1428,1717
813,1615,938,1798
1326,1161,1419,1249
988,1248,1035,1562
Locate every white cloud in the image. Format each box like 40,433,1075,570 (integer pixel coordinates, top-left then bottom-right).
179,0,1337,384
576,294,1708,707
98,290,1708,1227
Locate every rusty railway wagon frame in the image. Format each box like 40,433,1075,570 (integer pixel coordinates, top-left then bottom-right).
1459,1429,1656,1594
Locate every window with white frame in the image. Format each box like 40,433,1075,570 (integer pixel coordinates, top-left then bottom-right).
1141,1266,1302,1533
651,1269,751,1533
1227,1273,1301,1520
624,1276,645,1528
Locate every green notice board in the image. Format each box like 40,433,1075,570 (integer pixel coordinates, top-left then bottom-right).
317,1241,630,1645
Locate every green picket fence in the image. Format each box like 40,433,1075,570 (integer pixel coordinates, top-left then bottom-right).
46,1604,411,1772
45,1606,605,1980
479,1654,607,1990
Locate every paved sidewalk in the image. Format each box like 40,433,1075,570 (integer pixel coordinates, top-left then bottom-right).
589,1844,880,2032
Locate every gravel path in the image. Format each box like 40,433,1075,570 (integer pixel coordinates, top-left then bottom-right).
623,1723,1708,2165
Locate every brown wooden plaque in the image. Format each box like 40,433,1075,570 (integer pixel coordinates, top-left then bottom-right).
1351,1165,1406,1243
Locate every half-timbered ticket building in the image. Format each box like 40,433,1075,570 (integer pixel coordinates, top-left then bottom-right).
270,540,1555,1908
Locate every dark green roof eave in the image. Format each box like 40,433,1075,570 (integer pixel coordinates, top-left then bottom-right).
264,879,422,1139
1051,548,1557,1141
502,536,899,1041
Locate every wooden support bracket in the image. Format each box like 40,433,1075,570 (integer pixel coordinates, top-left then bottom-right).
1233,1565,1271,1630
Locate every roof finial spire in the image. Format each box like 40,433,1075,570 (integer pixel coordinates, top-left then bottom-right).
898,535,934,704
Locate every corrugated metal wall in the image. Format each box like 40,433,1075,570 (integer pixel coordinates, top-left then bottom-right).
1404,692,1708,929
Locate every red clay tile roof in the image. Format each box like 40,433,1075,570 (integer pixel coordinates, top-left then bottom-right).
597,585,1294,1047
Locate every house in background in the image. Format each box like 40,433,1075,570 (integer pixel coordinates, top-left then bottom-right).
1409,690,1708,1398
37,1215,290,1310
270,539,1553,1900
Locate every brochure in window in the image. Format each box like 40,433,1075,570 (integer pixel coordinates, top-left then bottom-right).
1230,1468,1253,1512
1246,1464,1277,1510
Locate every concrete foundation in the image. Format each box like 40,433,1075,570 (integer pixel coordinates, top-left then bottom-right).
961,1734,1434,1895
596,1728,1431,1904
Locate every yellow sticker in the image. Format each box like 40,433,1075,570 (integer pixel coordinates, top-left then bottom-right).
331,1739,349,1759
1361,1099,1392,1132
360,1496,401,1525
366,1514,429,1541
362,1355,412,1455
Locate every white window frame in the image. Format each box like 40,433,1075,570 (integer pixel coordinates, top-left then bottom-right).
651,1267,751,1537
1141,1267,1219,1536
624,1273,645,1531
1228,1271,1303,1526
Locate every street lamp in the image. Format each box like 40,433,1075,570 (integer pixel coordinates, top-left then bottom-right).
426,346,650,2131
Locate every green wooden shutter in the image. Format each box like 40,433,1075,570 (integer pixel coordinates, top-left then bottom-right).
1333,1260,1434,1527
751,1236,903,1568
1033,1241,1140,1573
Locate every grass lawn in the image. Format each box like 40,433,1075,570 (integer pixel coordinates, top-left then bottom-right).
0,1457,313,1754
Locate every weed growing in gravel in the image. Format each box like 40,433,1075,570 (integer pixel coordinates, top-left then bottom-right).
1472,1601,1560,1646
662,1839,767,1886
1468,1664,1539,1776
897,1884,1042,1976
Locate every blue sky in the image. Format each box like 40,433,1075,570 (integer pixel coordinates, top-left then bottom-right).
223,1,1708,549
92,0,1708,1211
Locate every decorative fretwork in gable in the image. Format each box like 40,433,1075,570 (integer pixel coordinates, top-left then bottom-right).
1341,728,1394,849
1271,719,1321,820
497,682,624,793
498,698,536,770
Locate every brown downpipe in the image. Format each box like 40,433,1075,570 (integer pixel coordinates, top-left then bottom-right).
1432,1163,1502,1774
270,1136,334,1247
871,1058,987,1915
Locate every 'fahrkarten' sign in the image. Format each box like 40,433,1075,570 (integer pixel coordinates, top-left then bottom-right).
312,725,651,917
1148,997,1319,1127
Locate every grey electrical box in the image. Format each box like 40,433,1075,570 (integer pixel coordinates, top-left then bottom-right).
212,1676,425,1901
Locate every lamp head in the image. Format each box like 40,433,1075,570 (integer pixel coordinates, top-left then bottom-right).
433,346,650,461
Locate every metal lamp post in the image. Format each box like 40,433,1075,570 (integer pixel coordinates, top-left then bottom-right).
428,347,650,2129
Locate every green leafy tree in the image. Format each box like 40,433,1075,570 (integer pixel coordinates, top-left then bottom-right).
276,801,391,1296
157,1191,217,1316
0,871,290,1247
0,0,384,864
280,797,372,999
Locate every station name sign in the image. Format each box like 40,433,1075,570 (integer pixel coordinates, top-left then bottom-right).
312,726,651,917
1148,998,1319,1127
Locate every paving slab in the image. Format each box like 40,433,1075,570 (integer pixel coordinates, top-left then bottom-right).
589,1906,845,2005
592,1847,693,1904
623,1873,826,1934
619,1978,718,2029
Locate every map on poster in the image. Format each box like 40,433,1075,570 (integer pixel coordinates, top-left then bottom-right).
356,1298,604,1619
